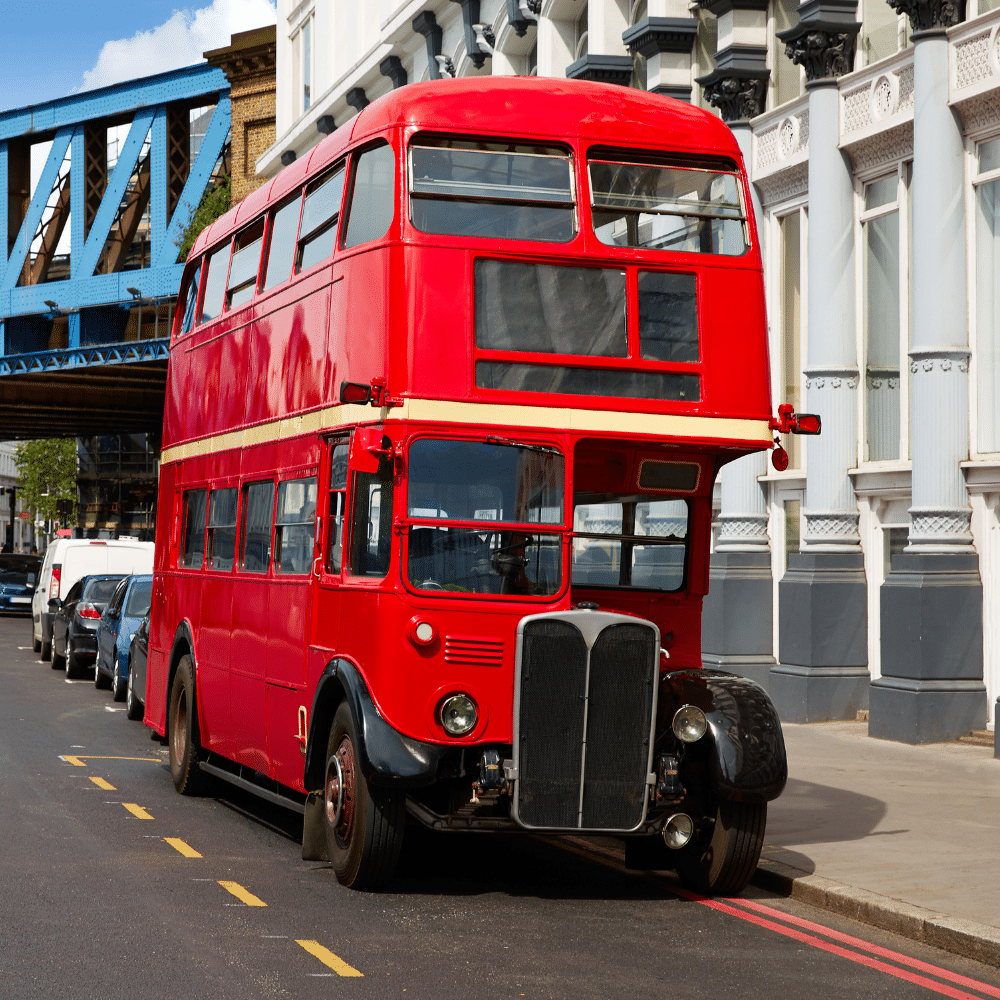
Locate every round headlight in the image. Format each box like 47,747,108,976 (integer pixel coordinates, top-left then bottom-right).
662,813,695,850
440,694,478,736
672,704,708,743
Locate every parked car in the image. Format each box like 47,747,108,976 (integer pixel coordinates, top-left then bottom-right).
50,574,126,679
31,538,154,661
125,612,150,721
95,575,152,700
0,554,41,615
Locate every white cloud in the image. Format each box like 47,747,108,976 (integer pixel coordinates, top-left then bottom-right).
79,0,277,92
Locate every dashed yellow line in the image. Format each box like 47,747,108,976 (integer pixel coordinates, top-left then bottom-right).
218,881,267,907
89,776,116,791
122,803,154,820
296,940,364,977
164,837,202,858
61,755,161,766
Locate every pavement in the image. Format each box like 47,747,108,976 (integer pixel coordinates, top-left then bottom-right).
752,719,1000,967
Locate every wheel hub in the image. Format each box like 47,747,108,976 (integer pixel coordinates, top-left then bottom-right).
326,736,356,844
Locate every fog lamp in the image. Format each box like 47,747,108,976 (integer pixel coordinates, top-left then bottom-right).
662,813,695,850
672,704,708,743
440,694,477,736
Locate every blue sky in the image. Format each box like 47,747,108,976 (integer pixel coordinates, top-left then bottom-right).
0,0,276,113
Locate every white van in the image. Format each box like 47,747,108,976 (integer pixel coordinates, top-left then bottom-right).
32,539,155,660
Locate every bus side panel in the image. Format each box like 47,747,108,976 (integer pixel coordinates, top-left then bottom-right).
701,266,772,419
334,248,389,388
406,246,471,400
251,268,332,424
147,463,178,736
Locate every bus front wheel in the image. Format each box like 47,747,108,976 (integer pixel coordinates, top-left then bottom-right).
324,703,405,890
675,799,767,896
168,655,210,796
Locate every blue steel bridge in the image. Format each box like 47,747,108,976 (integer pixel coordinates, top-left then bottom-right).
0,65,231,441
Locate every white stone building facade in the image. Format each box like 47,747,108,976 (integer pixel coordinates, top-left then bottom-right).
257,0,1000,745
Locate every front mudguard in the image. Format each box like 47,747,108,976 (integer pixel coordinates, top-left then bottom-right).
658,668,787,803
303,658,451,793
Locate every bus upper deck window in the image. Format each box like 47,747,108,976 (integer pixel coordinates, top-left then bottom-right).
177,261,202,338
262,195,302,291
343,143,396,249
200,242,231,323
227,220,265,310
410,138,574,243
297,165,345,272
589,157,747,256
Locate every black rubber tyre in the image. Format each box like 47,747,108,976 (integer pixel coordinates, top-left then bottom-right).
65,644,84,680
675,799,767,897
111,659,126,702
41,639,51,662
125,658,143,721
94,657,111,690
168,655,210,795
32,631,41,654
324,703,405,890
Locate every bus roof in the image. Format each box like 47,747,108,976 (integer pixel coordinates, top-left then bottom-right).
191,77,742,260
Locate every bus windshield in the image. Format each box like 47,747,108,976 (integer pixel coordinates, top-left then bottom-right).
406,438,564,596
589,157,747,255
572,494,688,591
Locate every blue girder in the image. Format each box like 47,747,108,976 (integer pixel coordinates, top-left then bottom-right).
0,64,230,374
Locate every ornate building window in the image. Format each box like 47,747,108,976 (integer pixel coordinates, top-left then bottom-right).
291,12,314,119
861,168,910,463
693,8,718,112
860,0,909,66
975,137,1000,454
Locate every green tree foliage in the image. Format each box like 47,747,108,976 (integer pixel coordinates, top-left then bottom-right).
176,173,232,261
13,439,77,522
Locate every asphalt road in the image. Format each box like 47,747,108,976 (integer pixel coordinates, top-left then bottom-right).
2,612,998,1000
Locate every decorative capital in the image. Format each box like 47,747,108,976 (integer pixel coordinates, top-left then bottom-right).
784,30,859,81
566,54,635,87
695,45,769,121
506,0,538,38
885,0,966,33
777,0,861,82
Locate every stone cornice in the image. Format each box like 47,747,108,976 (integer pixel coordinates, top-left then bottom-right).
623,17,699,57
566,54,634,86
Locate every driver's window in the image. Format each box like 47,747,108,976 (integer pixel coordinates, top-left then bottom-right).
326,437,349,573
348,452,394,578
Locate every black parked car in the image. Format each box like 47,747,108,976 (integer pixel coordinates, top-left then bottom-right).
50,574,125,679
125,611,150,721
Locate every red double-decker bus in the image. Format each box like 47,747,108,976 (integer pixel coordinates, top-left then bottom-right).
148,76,803,893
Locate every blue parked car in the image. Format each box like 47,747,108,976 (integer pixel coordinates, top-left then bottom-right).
0,554,40,615
95,574,153,701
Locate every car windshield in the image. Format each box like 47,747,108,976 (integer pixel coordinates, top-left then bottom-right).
406,438,564,596
124,580,153,617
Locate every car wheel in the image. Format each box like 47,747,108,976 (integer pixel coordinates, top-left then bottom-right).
125,658,143,721
65,643,83,680
111,659,126,702
41,639,51,662
168,655,210,795
675,799,767,897
94,655,111,690
32,629,41,654
324,702,405,889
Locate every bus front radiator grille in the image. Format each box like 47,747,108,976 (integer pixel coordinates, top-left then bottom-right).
513,613,658,832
